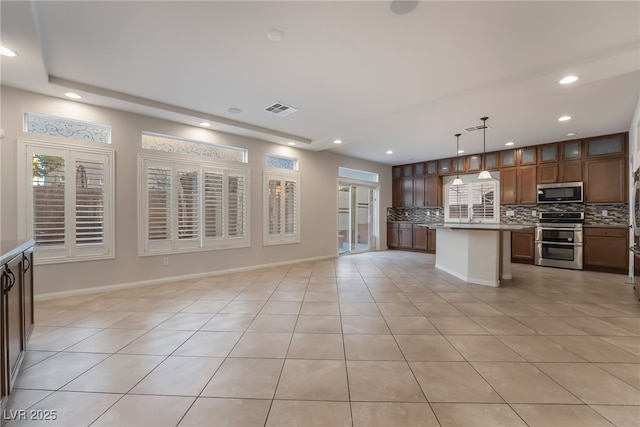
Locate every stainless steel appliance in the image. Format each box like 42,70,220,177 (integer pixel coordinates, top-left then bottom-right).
630,168,640,302
535,212,584,270
537,181,583,204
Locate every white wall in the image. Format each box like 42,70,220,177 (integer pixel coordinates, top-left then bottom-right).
0,86,391,296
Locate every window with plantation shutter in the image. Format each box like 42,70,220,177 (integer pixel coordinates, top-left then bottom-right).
139,155,249,255
444,176,499,224
203,170,224,240
19,139,115,264
264,171,300,245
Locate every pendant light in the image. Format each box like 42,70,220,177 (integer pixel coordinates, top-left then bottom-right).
478,116,492,179
452,133,463,186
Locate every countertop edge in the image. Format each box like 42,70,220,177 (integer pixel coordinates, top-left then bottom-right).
1,240,35,265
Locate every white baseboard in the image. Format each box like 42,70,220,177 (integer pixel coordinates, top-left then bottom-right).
35,254,337,301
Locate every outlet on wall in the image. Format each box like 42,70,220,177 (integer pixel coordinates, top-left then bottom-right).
602,210,608,217
163,256,169,266
531,210,537,216
506,210,515,217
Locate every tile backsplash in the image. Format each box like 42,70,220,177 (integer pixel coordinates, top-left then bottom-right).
388,203,629,226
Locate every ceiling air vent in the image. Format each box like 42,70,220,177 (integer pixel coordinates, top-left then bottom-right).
464,124,492,133
265,102,298,117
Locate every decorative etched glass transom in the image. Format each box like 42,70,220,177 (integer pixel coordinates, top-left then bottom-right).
24,112,111,143
265,154,298,170
338,167,379,183
141,132,247,163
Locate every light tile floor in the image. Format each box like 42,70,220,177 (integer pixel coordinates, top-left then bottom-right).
4,251,640,426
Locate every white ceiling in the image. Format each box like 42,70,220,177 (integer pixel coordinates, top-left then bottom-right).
2,1,639,165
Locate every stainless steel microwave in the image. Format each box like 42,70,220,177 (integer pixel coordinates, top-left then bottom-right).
537,182,583,203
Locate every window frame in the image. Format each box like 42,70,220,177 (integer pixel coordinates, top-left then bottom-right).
138,153,250,256
17,137,115,265
444,175,500,224
263,170,301,246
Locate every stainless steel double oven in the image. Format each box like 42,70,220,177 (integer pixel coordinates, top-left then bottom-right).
535,212,584,270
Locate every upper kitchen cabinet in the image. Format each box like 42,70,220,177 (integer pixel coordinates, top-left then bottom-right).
426,161,438,175
413,162,426,177
402,164,414,178
392,179,403,207
518,147,537,165
501,166,537,205
452,157,466,174
438,159,452,175
560,140,582,160
585,133,626,157
585,156,626,203
425,175,442,207
392,166,402,179
466,155,482,172
500,149,517,168
483,152,499,170
538,143,558,163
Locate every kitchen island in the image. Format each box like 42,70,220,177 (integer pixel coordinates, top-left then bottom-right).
425,223,533,287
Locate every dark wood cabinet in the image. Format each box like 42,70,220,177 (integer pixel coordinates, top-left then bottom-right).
500,168,517,205
1,241,34,406
392,166,402,179
387,223,399,248
412,225,428,251
439,159,452,175
518,147,537,165
584,157,626,203
392,179,403,207
538,164,558,184
538,144,558,163
484,152,499,170
584,227,629,274
511,229,535,264
414,162,426,177
517,166,537,204
427,229,437,253
560,140,582,160
466,155,482,172
500,150,517,168
502,166,536,205
426,176,442,207
399,223,413,249
402,178,414,207
559,160,582,182
585,133,626,157
413,177,425,207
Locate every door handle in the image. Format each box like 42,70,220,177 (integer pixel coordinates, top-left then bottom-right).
23,254,31,273
2,267,15,294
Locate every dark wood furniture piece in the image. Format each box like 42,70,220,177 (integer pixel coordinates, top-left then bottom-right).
1,240,34,410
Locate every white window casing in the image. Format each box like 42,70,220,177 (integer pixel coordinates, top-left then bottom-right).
264,171,300,245
139,154,249,255
444,176,499,224
18,138,115,264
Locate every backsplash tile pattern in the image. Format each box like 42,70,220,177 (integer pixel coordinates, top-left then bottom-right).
389,204,629,226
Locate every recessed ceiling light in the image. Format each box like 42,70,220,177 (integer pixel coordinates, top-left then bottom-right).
0,46,17,57
566,132,577,137
559,75,579,85
505,141,514,146
267,29,283,42
558,116,572,122
228,107,242,114
287,142,295,146
334,139,342,144
199,122,211,127
64,92,82,99
386,150,393,154
457,150,464,154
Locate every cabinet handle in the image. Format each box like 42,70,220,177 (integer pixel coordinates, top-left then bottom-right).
23,255,31,273
2,267,15,294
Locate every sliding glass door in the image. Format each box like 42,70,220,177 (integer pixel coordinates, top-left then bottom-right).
338,184,376,254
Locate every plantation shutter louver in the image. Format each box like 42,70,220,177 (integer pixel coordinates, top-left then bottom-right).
177,169,199,240
227,173,245,238
268,179,282,236
203,171,224,239
75,160,105,245
447,185,469,220
471,182,495,219
147,166,172,241
32,154,66,247
284,179,297,236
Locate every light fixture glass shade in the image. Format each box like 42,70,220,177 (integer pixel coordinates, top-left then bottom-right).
478,170,492,179
452,177,464,186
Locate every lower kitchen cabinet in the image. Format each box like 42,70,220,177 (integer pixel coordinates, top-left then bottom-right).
583,227,629,274
412,225,428,251
1,240,35,408
399,223,413,249
511,229,535,264
387,223,436,253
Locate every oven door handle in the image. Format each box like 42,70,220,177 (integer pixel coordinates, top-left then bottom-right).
537,241,581,246
537,227,582,231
